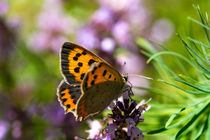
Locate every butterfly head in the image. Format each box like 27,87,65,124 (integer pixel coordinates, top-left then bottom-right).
122,74,128,83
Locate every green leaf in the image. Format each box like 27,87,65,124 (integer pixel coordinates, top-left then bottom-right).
159,79,208,95
146,51,196,68
173,78,210,93
188,17,210,31
173,102,210,139
165,97,208,127
188,37,210,49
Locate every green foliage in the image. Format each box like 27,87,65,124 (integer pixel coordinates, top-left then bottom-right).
137,5,209,140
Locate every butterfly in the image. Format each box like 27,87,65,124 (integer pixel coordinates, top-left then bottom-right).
57,42,128,121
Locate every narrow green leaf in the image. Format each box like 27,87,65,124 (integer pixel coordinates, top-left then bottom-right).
195,120,206,140
146,51,196,68
194,5,210,44
173,78,210,93
196,59,210,74
147,108,196,134
188,17,210,30
159,79,208,95
136,38,157,54
188,37,210,49
174,102,210,139
165,97,208,127
179,36,210,65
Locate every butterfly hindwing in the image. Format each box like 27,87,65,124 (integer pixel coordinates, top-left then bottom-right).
60,42,103,84
57,80,81,114
76,62,126,121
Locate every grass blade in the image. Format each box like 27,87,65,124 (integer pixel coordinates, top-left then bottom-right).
165,97,209,127
173,78,210,93
173,102,210,139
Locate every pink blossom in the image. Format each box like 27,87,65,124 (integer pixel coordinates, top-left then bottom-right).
76,27,99,50
0,1,8,16
0,121,9,139
112,21,131,46
149,19,174,43
101,38,115,53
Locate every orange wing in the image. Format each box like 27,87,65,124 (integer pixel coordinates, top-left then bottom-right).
60,42,105,85
76,62,126,121
57,80,81,114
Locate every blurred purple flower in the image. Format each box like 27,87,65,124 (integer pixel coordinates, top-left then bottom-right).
12,120,22,139
112,20,132,47
127,76,149,95
0,1,8,16
127,6,151,34
98,0,139,12
101,38,115,53
37,8,72,34
86,120,102,139
0,121,9,139
117,53,145,74
103,123,116,139
28,0,77,53
76,27,99,50
91,7,113,30
42,102,65,126
149,19,174,43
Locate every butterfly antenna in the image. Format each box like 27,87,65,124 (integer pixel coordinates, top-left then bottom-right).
127,74,153,80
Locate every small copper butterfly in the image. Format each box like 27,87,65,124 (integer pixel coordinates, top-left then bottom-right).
57,42,127,121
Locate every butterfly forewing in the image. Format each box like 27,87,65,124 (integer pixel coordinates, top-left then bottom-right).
76,62,125,121
60,42,104,84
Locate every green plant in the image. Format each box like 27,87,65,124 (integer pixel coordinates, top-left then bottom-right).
137,5,209,140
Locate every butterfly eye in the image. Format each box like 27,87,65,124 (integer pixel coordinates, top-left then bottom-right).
123,75,128,82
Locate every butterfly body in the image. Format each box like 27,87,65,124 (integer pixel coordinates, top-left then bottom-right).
57,42,127,121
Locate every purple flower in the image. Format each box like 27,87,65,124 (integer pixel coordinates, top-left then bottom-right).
12,120,22,138
86,120,102,139
103,123,116,139
0,121,9,139
91,7,114,30
112,20,132,47
0,1,8,16
76,27,99,50
90,90,150,139
28,0,76,53
101,38,115,53
149,19,174,43
117,53,145,74
98,0,139,12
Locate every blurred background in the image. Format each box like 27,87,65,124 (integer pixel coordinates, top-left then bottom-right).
0,0,209,139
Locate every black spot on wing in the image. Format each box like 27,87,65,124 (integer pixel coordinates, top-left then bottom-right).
78,62,83,67
82,51,87,55
74,67,80,73
62,98,67,103
80,73,85,80
94,75,98,79
108,74,112,79
67,104,71,108
88,59,96,66
102,70,107,77
91,80,95,86
73,57,78,61
91,67,97,74
76,53,82,57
